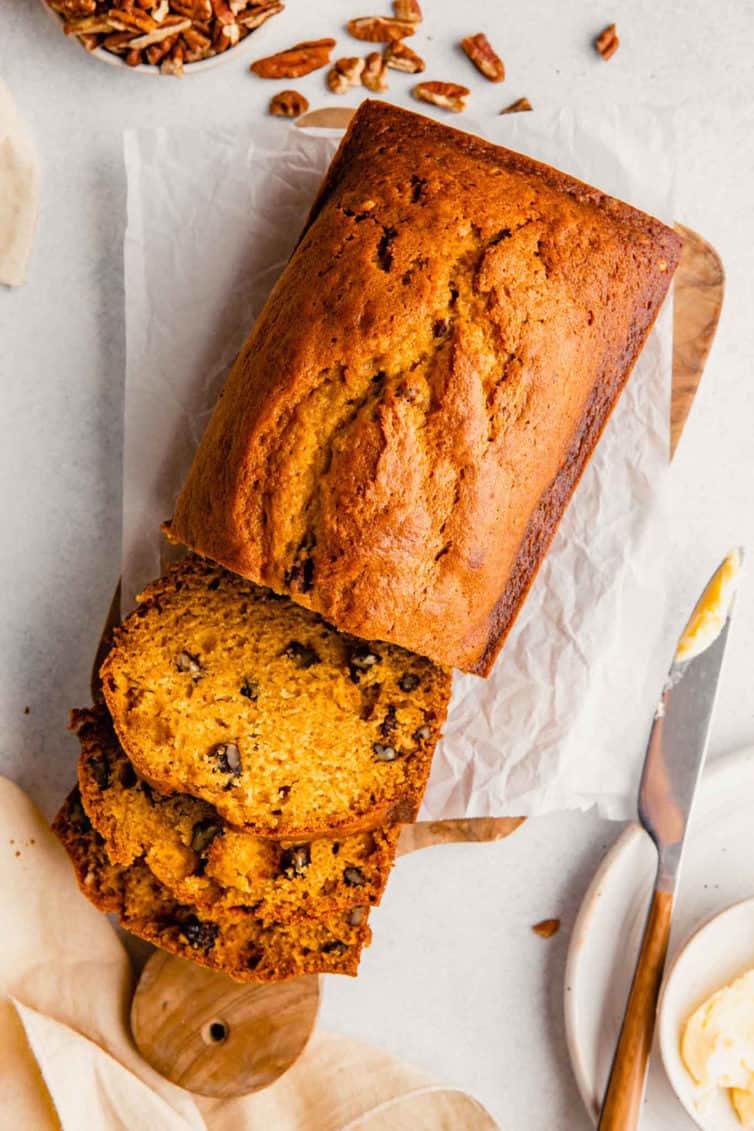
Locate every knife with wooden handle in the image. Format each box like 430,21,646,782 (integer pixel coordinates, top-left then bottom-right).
597,548,743,1130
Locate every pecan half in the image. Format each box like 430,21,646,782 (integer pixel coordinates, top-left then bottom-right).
210,0,234,25
108,8,158,33
413,80,469,113
393,0,421,20
128,17,190,49
384,40,424,73
212,18,239,51
594,23,619,60
461,32,504,82
346,16,415,42
237,1,283,29
251,37,335,77
270,89,310,117
335,55,365,83
327,66,350,94
63,14,115,34
500,96,532,114
362,50,388,92
146,31,179,62
170,0,212,16
160,38,185,74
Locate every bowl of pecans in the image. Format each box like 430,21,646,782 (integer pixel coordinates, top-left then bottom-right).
40,0,285,76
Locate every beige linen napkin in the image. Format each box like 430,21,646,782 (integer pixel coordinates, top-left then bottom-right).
0,775,498,1130
0,81,39,287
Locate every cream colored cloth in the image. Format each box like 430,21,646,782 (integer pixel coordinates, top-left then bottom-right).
0,776,498,1130
0,81,39,287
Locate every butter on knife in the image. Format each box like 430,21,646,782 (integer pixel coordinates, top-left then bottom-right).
675,548,742,664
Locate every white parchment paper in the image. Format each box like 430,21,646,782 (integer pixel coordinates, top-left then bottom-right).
123,106,678,822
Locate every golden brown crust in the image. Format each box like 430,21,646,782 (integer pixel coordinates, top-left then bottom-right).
53,789,371,982
75,705,399,922
167,100,682,675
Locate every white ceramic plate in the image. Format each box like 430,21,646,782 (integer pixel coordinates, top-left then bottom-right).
660,897,754,1130
565,747,754,1129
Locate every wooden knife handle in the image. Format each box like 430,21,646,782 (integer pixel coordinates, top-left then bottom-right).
597,887,673,1131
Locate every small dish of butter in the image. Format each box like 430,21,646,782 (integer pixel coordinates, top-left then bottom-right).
660,898,754,1129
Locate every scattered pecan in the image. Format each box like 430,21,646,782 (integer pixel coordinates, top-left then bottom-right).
500,96,532,114
393,0,421,20
461,32,504,82
327,66,350,94
413,80,469,113
269,89,310,117
335,55,365,84
362,51,388,92
595,23,619,60
532,918,560,939
251,37,335,78
384,40,424,73
347,16,415,43
125,47,142,65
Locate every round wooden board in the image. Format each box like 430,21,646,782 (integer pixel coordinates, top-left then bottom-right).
130,951,320,1098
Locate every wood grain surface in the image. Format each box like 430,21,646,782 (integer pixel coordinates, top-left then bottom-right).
130,952,320,1098
596,888,674,1130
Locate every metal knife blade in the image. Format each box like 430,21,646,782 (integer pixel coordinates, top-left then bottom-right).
597,548,743,1130
639,547,743,889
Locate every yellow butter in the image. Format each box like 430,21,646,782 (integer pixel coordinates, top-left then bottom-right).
675,549,742,663
682,967,754,1125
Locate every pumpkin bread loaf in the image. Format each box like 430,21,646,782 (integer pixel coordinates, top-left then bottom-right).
100,556,451,838
166,99,682,676
75,705,399,923
54,789,372,982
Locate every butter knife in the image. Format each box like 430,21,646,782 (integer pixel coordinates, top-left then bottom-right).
597,548,743,1131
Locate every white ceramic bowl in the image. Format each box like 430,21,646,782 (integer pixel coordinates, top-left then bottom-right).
659,897,754,1131
37,0,260,76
